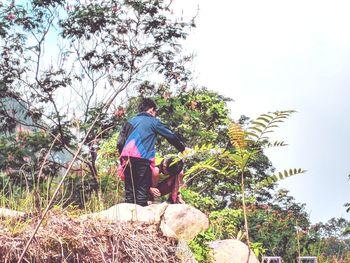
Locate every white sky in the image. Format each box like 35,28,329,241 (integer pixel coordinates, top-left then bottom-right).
174,0,350,223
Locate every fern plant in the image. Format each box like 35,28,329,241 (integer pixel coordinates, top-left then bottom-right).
227,110,305,248
180,110,305,253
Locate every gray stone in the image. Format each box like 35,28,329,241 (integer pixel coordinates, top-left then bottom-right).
81,202,168,223
209,239,259,263
0,207,25,218
176,239,198,263
160,204,209,240
81,203,208,241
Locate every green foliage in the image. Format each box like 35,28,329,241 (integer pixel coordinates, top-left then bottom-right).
132,86,232,151
209,208,243,239
188,228,215,263
123,90,302,260
250,242,267,258
247,111,296,142
0,170,51,213
0,130,61,189
181,188,218,213
257,168,306,189
181,144,227,179
0,3,317,258
225,110,305,244
307,217,350,261
179,110,305,259
120,87,243,210
247,189,312,261
187,205,268,262
96,132,120,176
0,0,195,195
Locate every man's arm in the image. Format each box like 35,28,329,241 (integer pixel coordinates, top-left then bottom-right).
153,119,185,152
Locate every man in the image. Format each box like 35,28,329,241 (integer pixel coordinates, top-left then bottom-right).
149,157,185,204
117,98,185,206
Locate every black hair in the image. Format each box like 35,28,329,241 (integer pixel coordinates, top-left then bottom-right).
161,157,184,177
138,98,157,113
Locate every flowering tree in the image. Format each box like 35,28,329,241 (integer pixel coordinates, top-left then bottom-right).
0,0,195,192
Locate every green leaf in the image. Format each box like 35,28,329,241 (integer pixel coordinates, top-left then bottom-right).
256,117,272,123
256,168,306,189
251,121,267,128
265,141,288,148
248,126,263,134
246,132,260,138
260,114,274,120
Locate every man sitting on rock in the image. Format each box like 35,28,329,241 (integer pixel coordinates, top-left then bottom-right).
149,157,185,204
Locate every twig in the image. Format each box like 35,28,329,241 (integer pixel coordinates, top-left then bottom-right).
17,80,131,263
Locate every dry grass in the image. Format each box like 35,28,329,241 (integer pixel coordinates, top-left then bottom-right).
0,211,180,263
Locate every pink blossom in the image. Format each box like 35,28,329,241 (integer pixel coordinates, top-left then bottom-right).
6,13,16,21
7,154,14,161
65,5,73,11
112,5,119,13
190,100,197,110
162,92,171,100
114,107,125,117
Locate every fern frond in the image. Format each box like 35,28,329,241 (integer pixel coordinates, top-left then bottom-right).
179,144,228,160
256,116,272,123
218,166,239,177
247,110,295,142
265,141,288,148
228,123,247,150
184,158,223,179
249,126,263,134
343,226,350,235
256,168,305,189
246,131,259,139
345,203,350,214
251,121,267,128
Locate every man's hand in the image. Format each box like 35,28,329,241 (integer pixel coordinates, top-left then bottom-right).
149,187,161,197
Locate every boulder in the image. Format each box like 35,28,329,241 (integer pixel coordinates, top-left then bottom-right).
81,203,208,241
0,208,25,218
160,204,209,240
81,202,168,223
209,239,259,263
176,239,198,263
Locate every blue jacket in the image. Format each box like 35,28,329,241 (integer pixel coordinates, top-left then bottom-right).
117,112,185,161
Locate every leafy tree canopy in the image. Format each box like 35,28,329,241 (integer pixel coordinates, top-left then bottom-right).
0,0,195,188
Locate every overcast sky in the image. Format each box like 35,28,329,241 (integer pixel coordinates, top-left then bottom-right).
175,0,350,223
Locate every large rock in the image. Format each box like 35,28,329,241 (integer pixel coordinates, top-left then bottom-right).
160,204,209,240
176,239,198,263
81,203,208,241
209,239,259,263
81,202,168,223
0,208,25,218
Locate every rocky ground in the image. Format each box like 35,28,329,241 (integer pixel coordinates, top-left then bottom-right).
0,210,179,263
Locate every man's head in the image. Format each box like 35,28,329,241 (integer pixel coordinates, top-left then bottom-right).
161,157,184,176
138,98,157,116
